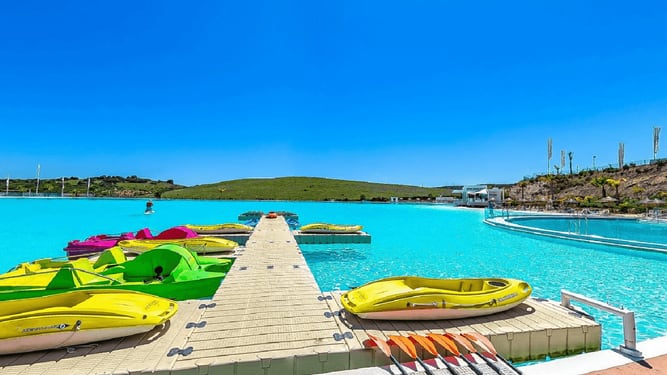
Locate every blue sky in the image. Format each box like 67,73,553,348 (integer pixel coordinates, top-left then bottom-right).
1,1,667,187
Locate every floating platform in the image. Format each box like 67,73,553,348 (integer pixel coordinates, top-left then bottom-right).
293,230,372,244
323,293,600,365
0,216,600,374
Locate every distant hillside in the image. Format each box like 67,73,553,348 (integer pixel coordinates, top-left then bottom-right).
162,177,450,201
506,161,667,213
10,166,667,208
4,176,184,198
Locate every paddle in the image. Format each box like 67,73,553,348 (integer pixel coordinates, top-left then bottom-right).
408,334,459,374
426,333,483,375
447,333,505,374
365,334,410,375
388,335,436,375
462,332,523,374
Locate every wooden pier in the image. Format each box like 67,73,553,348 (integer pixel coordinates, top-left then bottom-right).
0,216,600,374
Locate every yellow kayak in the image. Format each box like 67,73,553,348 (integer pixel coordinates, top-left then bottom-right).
341,276,532,320
184,223,253,234
118,237,238,255
299,223,363,233
0,289,177,355
4,246,128,278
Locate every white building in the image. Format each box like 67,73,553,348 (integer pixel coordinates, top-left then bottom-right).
454,185,504,207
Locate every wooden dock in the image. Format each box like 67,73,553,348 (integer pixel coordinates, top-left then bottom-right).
0,216,600,374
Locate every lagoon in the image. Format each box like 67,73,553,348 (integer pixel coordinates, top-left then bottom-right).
1,197,666,352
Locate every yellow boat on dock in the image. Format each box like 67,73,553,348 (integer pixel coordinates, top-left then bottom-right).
341,276,532,320
0,289,177,355
118,237,238,255
183,223,254,234
299,223,363,234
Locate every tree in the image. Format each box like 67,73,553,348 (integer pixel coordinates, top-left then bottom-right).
606,178,625,199
591,176,608,197
539,174,556,201
632,186,645,199
519,181,528,202
568,151,574,175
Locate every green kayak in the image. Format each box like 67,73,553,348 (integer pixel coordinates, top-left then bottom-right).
0,244,234,301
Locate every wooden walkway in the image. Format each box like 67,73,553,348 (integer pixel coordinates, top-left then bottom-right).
0,216,601,374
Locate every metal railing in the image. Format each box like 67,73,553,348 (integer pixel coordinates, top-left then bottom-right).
561,290,643,358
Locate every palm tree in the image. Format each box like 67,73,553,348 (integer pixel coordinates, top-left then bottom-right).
519,181,528,202
606,178,625,199
568,151,574,175
591,176,608,197
539,174,556,202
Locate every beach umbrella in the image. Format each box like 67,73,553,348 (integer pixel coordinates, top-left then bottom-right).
599,196,618,203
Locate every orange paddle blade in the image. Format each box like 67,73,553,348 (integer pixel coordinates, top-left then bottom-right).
427,333,460,356
462,332,497,354
446,332,476,352
408,334,439,356
366,334,392,358
388,335,418,359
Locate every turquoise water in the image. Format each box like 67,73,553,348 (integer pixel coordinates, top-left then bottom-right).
511,216,667,245
1,198,666,352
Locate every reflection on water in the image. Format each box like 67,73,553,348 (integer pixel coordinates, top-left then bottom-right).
300,245,367,263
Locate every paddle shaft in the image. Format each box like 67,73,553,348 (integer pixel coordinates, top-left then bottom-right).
388,335,436,375
433,353,463,374
366,335,410,375
457,354,484,375
388,354,410,375
464,333,522,374
413,356,436,375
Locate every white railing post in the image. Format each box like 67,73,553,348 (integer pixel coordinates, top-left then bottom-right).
560,290,642,358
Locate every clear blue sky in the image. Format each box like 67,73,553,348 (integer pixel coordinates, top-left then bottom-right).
1,1,667,187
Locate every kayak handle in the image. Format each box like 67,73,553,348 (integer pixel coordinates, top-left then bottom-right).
448,299,498,309
407,299,498,309
407,302,439,308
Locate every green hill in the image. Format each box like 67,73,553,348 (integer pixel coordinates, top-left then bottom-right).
162,177,450,201
5,176,184,198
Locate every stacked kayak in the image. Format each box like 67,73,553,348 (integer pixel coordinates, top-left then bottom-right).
64,226,199,259
300,223,363,233
0,244,234,301
184,223,254,234
0,289,177,355
118,237,238,255
341,276,532,320
64,232,136,259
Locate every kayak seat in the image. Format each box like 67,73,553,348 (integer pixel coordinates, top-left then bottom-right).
93,246,127,270
155,226,198,239
134,228,154,239
102,244,198,282
46,267,116,289
46,268,79,290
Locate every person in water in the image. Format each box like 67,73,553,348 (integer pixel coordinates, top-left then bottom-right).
145,199,154,213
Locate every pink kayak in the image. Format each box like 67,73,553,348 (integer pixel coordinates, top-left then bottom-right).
64,232,135,259
64,226,197,259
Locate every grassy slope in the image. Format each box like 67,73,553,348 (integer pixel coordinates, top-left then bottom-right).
162,177,450,201
8,177,183,197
